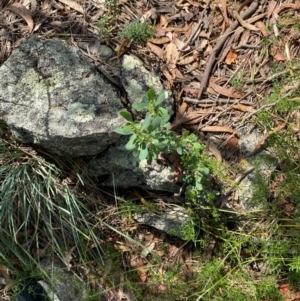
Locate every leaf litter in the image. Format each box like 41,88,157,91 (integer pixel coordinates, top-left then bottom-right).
1,0,300,299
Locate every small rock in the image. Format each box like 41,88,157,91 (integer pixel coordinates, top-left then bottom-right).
88,137,180,193
120,55,174,115
133,204,191,240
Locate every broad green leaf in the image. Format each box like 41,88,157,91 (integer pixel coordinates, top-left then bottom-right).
195,181,203,190
192,142,202,149
176,146,183,155
139,147,149,160
150,116,162,130
119,110,133,122
158,107,170,124
155,90,166,105
141,95,149,103
115,125,134,135
201,167,210,175
125,134,138,150
132,101,149,110
141,113,151,130
147,89,155,101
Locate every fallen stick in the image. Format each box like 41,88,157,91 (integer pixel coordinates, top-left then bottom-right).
197,0,259,100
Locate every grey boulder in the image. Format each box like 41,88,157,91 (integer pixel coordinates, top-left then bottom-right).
0,36,124,156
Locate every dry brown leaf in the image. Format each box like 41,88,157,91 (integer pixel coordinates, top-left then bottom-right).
147,42,165,60
57,0,84,13
186,61,200,73
137,266,148,282
0,266,10,280
233,104,255,112
165,42,179,70
210,81,244,99
173,37,190,51
234,10,259,31
6,3,34,32
117,38,130,58
130,256,145,268
173,68,185,79
157,14,169,29
225,48,237,65
271,45,286,61
178,55,195,65
267,0,278,19
274,3,300,16
148,36,170,44
64,246,76,271
201,126,235,133
256,21,268,37
206,140,222,162
141,7,157,22
162,68,174,87
178,101,188,116
165,25,189,33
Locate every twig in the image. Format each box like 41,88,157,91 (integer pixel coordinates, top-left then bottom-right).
197,0,259,100
185,0,211,46
183,97,254,106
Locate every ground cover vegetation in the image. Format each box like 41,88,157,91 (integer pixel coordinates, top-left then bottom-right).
0,0,300,300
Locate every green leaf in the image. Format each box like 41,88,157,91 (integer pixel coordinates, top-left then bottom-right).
158,107,170,124
150,116,162,130
141,95,149,103
147,89,155,101
125,134,138,150
155,90,166,106
141,113,151,130
201,167,210,175
192,142,202,149
195,181,203,190
139,147,149,160
176,146,183,155
119,111,133,122
132,101,149,111
115,125,134,135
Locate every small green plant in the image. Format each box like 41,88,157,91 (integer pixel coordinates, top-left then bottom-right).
116,89,217,203
119,19,155,44
97,0,119,36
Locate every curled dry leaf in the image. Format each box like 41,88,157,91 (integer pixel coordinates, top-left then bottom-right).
6,3,34,32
